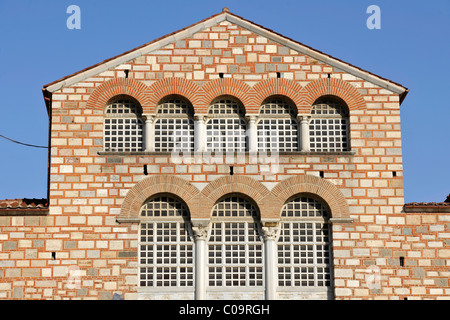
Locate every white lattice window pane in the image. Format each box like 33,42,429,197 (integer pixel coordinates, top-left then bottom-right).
208,98,245,116
278,196,332,288
104,118,143,152
310,97,349,152
139,197,193,288
311,98,348,116
257,118,298,152
206,118,247,152
316,267,332,287
309,118,349,152
106,98,142,115
282,197,329,218
258,98,298,152
154,119,194,152
208,197,263,288
141,196,188,217
157,98,194,116
260,98,297,116
211,196,258,217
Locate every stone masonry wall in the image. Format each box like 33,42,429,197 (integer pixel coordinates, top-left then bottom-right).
0,211,448,299
1,19,447,300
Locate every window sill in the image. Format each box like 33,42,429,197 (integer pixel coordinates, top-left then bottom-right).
98,151,356,156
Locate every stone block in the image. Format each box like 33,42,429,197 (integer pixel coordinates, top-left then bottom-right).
46,240,62,251
235,36,247,43
412,267,425,279
438,249,450,258
64,241,77,249
4,241,17,250
255,64,265,73
100,291,112,300
13,287,23,299
214,41,228,48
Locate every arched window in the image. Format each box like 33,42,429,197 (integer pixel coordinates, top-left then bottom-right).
278,195,332,288
208,196,264,288
103,96,143,152
206,97,247,152
310,96,349,152
154,96,194,152
139,195,194,288
257,96,298,152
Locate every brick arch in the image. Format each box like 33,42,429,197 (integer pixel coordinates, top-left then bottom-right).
86,78,152,112
271,175,350,219
147,78,202,114
200,176,281,219
251,78,306,113
303,78,366,114
199,78,255,113
118,175,202,220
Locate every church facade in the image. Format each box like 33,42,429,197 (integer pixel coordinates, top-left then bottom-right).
0,9,448,300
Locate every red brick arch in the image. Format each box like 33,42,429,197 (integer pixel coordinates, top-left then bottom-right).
199,176,282,219
303,78,366,113
86,78,152,112
118,175,202,220
118,174,349,221
271,175,350,219
147,78,202,114
251,78,306,113
199,78,255,113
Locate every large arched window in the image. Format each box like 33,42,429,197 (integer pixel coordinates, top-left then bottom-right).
278,195,332,289
103,95,143,152
154,96,194,152
208,196,264,288
139,195,194,289
206,97,247,152
257,96,298,152
310,96,349,152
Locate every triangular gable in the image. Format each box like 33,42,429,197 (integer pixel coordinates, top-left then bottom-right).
43,8,408,103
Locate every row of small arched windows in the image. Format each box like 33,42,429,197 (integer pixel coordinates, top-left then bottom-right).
103,94,350,153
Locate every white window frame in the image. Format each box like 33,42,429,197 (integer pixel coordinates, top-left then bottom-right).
206,97,247,153
257,97,299,152
138,195,195,292
103,96,143,152
154,96,194,152
277,195,332,291
309,97,349,152
207,196,264,291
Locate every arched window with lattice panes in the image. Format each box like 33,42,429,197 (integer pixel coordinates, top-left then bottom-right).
103,95,143,152
257,96,299,152
309,96,350,152
207,195,264,298
206,97,247,152
138,195,194,297
154,96,195,152
277,195,333,298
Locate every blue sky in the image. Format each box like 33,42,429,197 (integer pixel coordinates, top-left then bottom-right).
0,0,448,203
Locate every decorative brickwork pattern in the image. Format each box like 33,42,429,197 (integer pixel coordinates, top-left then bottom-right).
87,78,152,112
303,78,367,113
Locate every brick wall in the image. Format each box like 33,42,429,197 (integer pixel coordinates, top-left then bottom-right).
0,17,447,300
0,209,448,299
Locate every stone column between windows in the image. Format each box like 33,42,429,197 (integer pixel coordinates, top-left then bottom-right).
194,115,207,153
192,221,210,300
144,115,155,152
262,224,280,300
246,115,258,153
297,115,311,152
